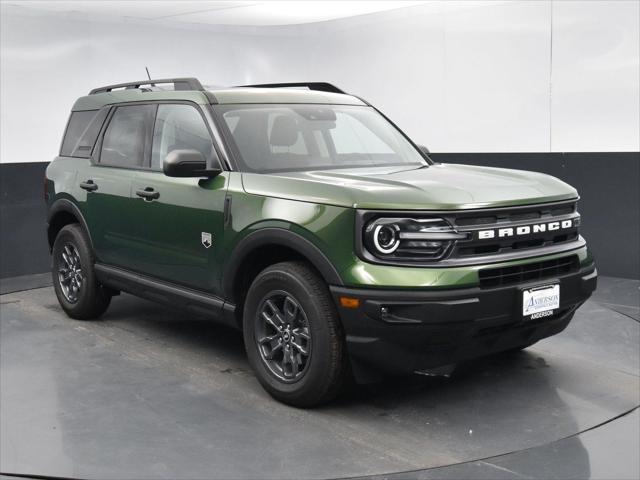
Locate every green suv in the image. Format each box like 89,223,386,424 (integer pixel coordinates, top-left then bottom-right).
46,78,597,406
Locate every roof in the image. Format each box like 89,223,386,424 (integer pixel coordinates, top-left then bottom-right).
72,84,366,111
212,88,365,106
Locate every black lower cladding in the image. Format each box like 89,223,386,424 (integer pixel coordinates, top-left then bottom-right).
331,262,597,377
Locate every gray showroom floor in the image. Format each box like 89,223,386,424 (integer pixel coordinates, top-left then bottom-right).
0,276,638,480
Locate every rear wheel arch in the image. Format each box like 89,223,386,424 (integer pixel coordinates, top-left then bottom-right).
47,199,93,251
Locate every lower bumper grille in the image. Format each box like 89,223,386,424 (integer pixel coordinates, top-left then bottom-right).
474,307,574,337
479,255,580,288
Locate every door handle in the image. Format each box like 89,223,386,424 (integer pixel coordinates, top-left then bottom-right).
136,187,160,201
79,180,98,192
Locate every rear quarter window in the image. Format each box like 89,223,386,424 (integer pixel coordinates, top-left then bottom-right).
60,109,108,158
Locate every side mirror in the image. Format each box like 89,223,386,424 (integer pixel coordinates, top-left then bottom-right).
417,144,430,156
163,149,221,178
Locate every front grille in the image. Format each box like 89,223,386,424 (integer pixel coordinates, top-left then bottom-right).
451,201,580,259
478,255,580,288
457,232,579,256
454,203,575,227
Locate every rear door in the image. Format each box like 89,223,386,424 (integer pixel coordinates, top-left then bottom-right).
128,103,229,294
82,104,155,268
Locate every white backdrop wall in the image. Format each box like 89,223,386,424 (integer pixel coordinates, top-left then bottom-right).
1,1,638,164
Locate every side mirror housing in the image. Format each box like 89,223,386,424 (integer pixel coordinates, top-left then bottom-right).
163,149,221,178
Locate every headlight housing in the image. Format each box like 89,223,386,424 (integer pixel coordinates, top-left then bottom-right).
362,217,467,262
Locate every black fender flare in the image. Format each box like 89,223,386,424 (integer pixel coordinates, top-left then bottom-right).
222,227,344,300
47,198,93,250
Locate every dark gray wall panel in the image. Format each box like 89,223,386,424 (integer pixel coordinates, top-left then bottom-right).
1,162,50,278
1,154,638,279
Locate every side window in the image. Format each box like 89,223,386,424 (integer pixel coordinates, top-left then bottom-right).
60,109,108,158
151,104,215,171
100,105,154,168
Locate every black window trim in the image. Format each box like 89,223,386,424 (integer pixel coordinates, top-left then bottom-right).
203,104,236,171
91,100,230,173
59,112,75,157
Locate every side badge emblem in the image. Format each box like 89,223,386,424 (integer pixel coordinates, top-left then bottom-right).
201,232,212,249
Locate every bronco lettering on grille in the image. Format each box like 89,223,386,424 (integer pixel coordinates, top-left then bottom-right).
477,219,574,240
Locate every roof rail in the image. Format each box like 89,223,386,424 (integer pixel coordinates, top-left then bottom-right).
237,82,346,94
89,77,205,95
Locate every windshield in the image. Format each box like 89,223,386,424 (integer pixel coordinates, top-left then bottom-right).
215,104,427,173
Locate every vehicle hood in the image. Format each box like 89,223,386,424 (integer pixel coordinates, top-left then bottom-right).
241,163,578,210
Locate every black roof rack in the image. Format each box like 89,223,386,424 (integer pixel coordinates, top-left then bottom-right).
89,77,205,95
237,82,346,94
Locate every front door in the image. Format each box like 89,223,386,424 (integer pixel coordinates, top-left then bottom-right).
128,103,229,294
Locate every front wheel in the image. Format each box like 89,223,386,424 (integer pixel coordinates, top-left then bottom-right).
243,261,349,407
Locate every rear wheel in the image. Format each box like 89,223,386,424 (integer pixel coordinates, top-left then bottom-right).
52,224,111,319
243,261,349,407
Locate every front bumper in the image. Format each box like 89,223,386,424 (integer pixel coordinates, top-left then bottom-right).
331,263,597,380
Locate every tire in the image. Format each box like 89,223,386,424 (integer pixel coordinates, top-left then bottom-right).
243,261,349,407
52,224,111,320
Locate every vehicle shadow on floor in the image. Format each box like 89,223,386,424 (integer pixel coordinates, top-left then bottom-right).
97,292,578,410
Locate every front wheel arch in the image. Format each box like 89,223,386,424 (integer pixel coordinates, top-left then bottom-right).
223,227,344,310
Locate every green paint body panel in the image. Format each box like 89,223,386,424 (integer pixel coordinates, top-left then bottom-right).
240,164,578,210
46,156,589,293
47,87,593,306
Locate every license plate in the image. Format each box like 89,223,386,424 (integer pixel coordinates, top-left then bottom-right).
522,284,560,319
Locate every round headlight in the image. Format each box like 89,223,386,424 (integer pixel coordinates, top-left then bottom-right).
373,224,400,254
363,216,466,261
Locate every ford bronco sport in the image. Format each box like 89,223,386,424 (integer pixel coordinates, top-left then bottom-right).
46,78,597,406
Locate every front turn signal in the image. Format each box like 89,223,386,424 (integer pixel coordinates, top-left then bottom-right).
339,296,360,309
